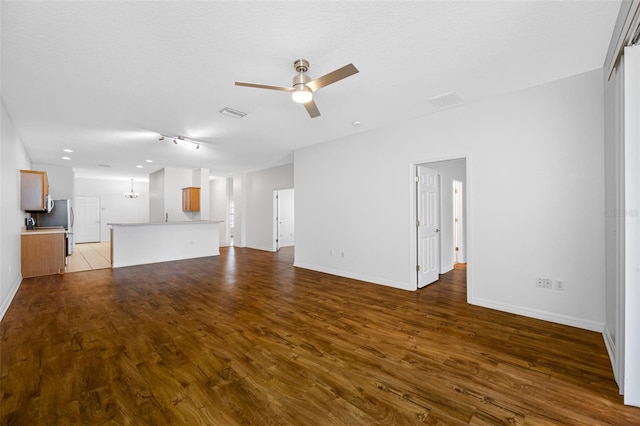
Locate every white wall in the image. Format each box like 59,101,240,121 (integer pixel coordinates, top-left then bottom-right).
424,159,466,272
245,164,294,251
1,97,32,320
32,163,74,200
210,177,230,246
163,168,193,222
295,69,605,331
75,178,149,241
149,168,165,222
232,173,246,247
192,168,210,220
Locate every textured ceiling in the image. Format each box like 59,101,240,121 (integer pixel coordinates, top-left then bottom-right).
1,1,621,181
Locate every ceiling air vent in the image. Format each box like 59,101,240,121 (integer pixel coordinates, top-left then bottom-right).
427,91,464,110
219,107,247,118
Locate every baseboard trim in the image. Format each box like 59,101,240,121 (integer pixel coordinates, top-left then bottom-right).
293,262,413,291
0,275,22,321
603,324,619,385
245,244,275,252
440,264,454,274
471,297,605,332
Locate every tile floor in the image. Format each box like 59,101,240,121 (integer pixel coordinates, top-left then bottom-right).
66,242,111,273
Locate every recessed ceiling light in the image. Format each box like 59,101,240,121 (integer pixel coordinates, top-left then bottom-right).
145,159,153,163
219,107,247,118
63,148,73,153
62,156,71,160
352,121,361,127
136,165,143,169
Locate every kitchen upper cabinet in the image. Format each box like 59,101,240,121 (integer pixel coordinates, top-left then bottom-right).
182,187,200,212
20,169,50,212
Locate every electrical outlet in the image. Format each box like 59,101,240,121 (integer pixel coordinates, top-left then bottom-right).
536,278,552,289
555,280,565,291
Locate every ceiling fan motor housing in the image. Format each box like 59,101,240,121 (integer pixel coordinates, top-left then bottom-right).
292,72,311,90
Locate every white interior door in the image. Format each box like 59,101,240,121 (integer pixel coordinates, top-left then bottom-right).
74,196,101,243
279,189,295,247
417,165,440,288
623,44,640,406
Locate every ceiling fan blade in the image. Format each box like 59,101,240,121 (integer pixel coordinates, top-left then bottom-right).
235,81,293,92
306,63,359,92
303,99,321,118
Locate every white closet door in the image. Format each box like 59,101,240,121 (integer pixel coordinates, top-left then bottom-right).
624,45,640,407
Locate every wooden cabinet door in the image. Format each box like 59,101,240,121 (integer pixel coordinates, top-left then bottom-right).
21,233,65,277
182,187,200,212
20,170,48,211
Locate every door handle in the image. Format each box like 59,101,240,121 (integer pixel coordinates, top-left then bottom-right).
435,229,440,233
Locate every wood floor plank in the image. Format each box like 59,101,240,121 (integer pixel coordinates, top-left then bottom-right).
1,247,639,425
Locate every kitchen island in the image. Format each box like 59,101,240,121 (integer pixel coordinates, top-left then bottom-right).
108,221,222,268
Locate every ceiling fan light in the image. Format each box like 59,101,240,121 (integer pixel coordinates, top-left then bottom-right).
292,86,312,104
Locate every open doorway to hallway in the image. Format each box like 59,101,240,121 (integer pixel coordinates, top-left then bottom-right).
273,188,294,252
414,157,467,289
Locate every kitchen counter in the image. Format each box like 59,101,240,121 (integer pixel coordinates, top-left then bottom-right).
108,221,222,268
107,220,223,227
21,226,66,235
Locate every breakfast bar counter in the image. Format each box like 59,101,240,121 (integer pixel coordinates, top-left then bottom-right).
108,220,222,268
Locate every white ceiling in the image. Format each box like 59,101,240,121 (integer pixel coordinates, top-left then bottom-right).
1,1,621,182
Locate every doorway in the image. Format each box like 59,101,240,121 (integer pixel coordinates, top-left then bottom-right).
74,196,101,243
273,188,295,252
413,157,468,290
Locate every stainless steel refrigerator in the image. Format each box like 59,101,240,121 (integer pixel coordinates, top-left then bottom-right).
36,199,74,256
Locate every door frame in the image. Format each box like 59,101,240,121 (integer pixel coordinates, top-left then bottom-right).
453,179,464,264
272,190,280,252
409,154,471,298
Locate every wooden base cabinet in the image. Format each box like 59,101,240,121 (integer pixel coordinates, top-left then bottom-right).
21,231,66,278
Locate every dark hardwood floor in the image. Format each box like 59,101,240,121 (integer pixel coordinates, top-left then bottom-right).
1,247,638,425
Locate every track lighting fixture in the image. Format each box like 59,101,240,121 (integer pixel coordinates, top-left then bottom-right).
157,134,201,150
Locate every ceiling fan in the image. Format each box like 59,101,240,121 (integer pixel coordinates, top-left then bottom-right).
235,59,359,118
